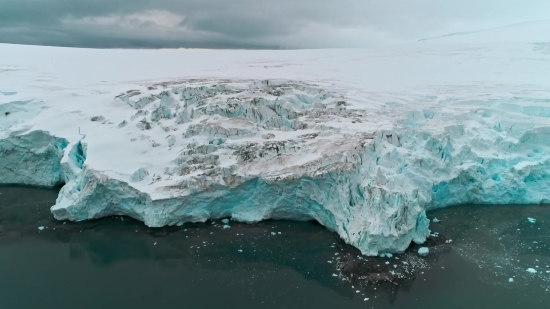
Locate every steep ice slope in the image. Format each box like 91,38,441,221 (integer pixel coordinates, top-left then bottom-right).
1,21,550,255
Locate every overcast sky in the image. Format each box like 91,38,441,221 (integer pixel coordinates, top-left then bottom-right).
1,0,549,49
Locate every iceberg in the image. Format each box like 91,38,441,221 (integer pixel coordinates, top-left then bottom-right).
527,268,538,274
1,21,550,256
418,247,430,257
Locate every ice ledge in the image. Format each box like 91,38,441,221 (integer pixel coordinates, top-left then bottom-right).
0,130,67,187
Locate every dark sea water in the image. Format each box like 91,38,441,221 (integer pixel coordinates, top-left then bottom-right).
0,186,549,309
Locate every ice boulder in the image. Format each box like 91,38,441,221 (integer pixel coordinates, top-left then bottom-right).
130,168,149,182
418,247,430,257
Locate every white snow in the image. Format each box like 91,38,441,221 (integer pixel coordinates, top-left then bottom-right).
1,20,550,255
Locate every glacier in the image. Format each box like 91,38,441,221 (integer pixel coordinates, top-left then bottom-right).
1,22,550,255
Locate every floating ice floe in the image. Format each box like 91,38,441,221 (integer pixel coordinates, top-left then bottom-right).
527,217,536,224
38,226,44,231
418,247,430,257
526,268,537,274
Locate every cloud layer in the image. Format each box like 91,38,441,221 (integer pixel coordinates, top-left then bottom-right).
1,0,549,49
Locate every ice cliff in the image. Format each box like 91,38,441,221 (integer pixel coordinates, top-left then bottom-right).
50,81,550,255
0,130,67,187
1,30,549,255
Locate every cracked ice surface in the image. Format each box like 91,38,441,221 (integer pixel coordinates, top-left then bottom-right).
1,22,550,255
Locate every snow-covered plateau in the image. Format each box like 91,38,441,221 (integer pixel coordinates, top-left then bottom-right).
1,21,550,255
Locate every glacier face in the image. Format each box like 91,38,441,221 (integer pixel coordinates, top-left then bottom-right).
48,80,550,255
1,36,550,256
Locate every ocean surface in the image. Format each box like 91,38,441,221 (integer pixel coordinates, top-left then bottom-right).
0,186,549,309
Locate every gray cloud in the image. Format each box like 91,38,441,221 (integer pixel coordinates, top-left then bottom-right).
0,0,549,49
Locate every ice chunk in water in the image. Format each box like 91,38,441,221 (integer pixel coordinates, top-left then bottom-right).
526,268,537,273
418,247,429,257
